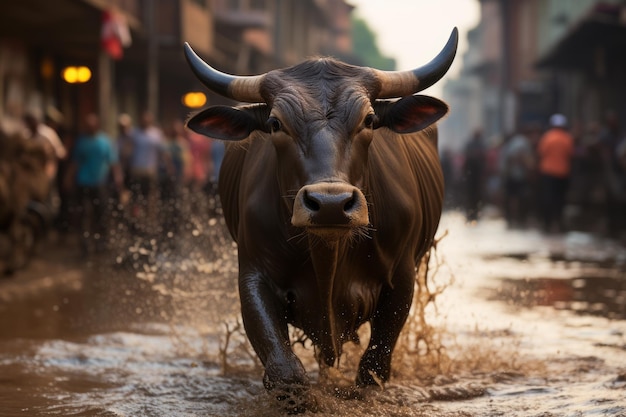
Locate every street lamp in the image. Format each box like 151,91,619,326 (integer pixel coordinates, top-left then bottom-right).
62,66,92,84
182,91,207,108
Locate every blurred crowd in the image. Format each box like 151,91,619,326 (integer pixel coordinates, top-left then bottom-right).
0,108,224,273
443,112,626,240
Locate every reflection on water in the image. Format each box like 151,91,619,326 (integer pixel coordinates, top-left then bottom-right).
493,275,626,320
0,212,625,416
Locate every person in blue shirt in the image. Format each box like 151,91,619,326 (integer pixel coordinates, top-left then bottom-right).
65,113,122,255
127,110,165,233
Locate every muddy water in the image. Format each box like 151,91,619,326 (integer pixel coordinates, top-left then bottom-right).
1,212,625,416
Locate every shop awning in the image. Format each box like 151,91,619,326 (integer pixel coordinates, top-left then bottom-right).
536,4,626,71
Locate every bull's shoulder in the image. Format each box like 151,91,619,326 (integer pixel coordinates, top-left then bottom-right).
218,139,254,241
219,135,295,256
368,127,442,193
366,127,444,260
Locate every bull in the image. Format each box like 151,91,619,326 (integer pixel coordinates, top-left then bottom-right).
184,28,457,409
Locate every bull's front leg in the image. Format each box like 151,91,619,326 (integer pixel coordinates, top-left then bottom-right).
238,271,310,397
356,264,414,387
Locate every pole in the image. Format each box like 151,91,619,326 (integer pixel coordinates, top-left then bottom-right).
98,51,114,135
499,0,511,135
146,0,159,117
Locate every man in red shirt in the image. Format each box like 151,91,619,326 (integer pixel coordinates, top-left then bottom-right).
537,114,574,233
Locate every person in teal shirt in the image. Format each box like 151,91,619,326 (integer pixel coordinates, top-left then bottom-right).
66,113,122,254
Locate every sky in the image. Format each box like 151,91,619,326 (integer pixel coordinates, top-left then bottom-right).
348,0,481,96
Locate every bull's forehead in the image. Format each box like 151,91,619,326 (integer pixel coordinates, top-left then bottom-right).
261,59,378,132
267,58,378,92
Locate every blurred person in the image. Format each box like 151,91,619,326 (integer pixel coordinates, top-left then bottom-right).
462,128,486,222
170,119,193,183
44,105,65,136
537,114,574,233
596,111,625,238
616,136,626,186
43,106,73,234
617,137,626,174
440,147,458,208
484,134,505,211
23,110,67,181
127,110,165,232
500,128,535,228
202,138,225,211
159,120,191,245
0,101,25,136
565,119,598,231
64,113,122,255
573,121,609,233
615,135,626,238
116,113,134,192
596,110,626,237
103,114,133,230
0,129,51,274
23,110,67,218
185,128,212,214
524,123,544,224
210,139,225,181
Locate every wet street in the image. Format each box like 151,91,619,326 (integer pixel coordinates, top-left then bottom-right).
1,211,625,416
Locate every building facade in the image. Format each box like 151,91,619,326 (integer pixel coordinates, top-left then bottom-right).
0,0,354,138
441,0,626,149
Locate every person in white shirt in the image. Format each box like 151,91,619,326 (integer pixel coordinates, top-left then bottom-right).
23,111,67,215
23,111,66,180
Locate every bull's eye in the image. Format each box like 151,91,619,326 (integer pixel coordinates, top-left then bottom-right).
364,113,376,129
266,117,282,133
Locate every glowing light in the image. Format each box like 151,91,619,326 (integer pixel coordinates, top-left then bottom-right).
62,66,92,83
41,58,54,80
182,92,207,108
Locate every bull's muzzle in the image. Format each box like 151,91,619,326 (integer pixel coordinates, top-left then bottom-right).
291,183,368,232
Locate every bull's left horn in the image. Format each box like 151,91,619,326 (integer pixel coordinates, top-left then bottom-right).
184,42,265,103
373,27,458,99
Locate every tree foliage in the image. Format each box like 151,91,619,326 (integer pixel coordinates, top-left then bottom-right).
351,16,396,70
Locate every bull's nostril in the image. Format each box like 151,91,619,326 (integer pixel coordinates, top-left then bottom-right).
343,193,356,212
303,191,321,212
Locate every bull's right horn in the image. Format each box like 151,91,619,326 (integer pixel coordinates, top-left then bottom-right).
184,43,265,103
373,27,458,98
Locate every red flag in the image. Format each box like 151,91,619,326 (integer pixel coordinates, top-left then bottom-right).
101,9,131,60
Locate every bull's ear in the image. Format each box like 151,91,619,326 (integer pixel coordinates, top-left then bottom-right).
374,95,448,134
186,104,268,141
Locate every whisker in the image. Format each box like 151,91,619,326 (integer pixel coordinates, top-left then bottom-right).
287,230,307,244
308,234,324,251
281,188,300,199
347,224,375,246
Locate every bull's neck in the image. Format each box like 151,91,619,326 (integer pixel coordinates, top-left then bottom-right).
308,236,341,367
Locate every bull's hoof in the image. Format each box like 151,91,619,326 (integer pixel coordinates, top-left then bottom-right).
263,362,315,414
355,368,386,389
356,351,390,389
262,360,309,391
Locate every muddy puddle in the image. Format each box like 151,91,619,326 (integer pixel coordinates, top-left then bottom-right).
1,211,625,416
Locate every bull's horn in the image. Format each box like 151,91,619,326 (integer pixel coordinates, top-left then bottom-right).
373,27,458,98
184,42,265,103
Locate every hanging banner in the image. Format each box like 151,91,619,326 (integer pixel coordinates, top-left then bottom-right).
101,8,132,60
